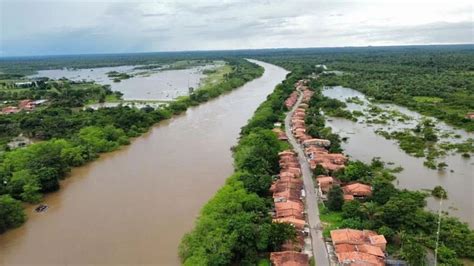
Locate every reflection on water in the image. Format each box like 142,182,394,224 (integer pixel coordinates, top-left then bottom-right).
323,86,473,226
0,60,288,265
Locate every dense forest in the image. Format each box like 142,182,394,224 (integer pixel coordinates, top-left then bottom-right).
0,58,263,233
252,44,474,131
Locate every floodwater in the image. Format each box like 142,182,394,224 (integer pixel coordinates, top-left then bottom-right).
0,60,288,265
31,63,220,101
323,86,474,227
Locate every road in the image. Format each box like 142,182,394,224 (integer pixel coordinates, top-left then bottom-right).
284,90,330,266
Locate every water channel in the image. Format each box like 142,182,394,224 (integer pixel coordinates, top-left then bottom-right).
0,60,288,265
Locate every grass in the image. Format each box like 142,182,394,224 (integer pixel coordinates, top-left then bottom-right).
413,96,443,104
198,64,232,90
319,203,343,238
257,258,271,266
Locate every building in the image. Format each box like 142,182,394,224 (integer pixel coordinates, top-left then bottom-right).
466,112,474,120
18,99,35,110
270,251,309,266
331,229,387,266
1,106,19,114
342,183,372,199
316,175,334,196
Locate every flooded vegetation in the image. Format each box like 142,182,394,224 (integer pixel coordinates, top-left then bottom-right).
323,86,473,226
30,60,224,101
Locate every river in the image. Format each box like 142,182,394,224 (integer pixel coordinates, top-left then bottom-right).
323,86,474,227
0,60,288,265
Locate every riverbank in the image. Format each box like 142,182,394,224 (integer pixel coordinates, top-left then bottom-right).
0,58,263,234
0,60,288,265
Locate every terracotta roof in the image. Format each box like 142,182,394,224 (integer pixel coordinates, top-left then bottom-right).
335,251,384,266
331,229,378,245
344,194,355,201
343,183,372,197
270,251,309,266
273,217,306,230
369,235,387,246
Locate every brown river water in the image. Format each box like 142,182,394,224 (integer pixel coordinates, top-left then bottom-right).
0,60,288,265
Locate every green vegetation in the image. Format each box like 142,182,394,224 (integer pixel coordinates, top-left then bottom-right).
106,71,133,82
0,58,263,234
432,186,448,199
375,118,473,169
0,194,26,233
254,45,474,131
179,71,303,265
320,158,473,264
327,186,344,211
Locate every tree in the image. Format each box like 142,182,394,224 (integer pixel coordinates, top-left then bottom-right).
372,179,397,204
342,200,363,219
338,160,372,182
0,194,26,233
400,234,427,265
327,186,344,211
36,167,60,192
432,186,447,199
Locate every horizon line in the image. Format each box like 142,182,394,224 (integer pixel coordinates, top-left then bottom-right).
1,42,473,59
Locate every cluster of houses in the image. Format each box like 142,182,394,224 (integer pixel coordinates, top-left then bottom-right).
330,229,387,265
1,99,46,114
268,80,387,265
270,150,310,266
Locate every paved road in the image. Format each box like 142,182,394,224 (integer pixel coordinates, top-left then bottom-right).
284,90,330,266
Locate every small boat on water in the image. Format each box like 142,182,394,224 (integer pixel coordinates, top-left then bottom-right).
35,204,48,213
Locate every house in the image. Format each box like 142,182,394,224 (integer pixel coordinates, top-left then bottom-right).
316,175,334,195
342,183,372,199
273,216,306,230
302,138,331,148
19,99,35,110
274,200,304,219
466,112,474,120
1,106,19,114
7,135,33,149
330,229,387,266
270,251,309,266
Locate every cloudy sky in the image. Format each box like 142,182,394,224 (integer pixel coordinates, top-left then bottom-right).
0,0,472,56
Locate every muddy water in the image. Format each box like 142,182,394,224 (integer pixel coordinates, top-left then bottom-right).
323,86,474,227
0,60,288,265
31,63,220,100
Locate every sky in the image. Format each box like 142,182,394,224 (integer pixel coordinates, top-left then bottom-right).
0,0,473,56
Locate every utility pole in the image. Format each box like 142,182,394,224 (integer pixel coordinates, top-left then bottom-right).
434,198,443,266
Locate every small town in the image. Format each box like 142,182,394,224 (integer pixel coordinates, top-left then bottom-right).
1,2,473,265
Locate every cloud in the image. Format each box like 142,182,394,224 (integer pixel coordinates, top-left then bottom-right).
0,0,472,56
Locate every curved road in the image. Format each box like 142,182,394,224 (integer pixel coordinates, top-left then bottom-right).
284,89,330,266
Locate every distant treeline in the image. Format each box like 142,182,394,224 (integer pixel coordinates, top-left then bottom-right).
253,44,474,131
0,58,263,234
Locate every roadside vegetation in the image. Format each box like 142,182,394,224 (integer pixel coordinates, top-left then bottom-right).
0,58,263,234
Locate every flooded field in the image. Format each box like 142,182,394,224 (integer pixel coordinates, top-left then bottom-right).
0,60,288,265
323,86,474,226
31,62,222,100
